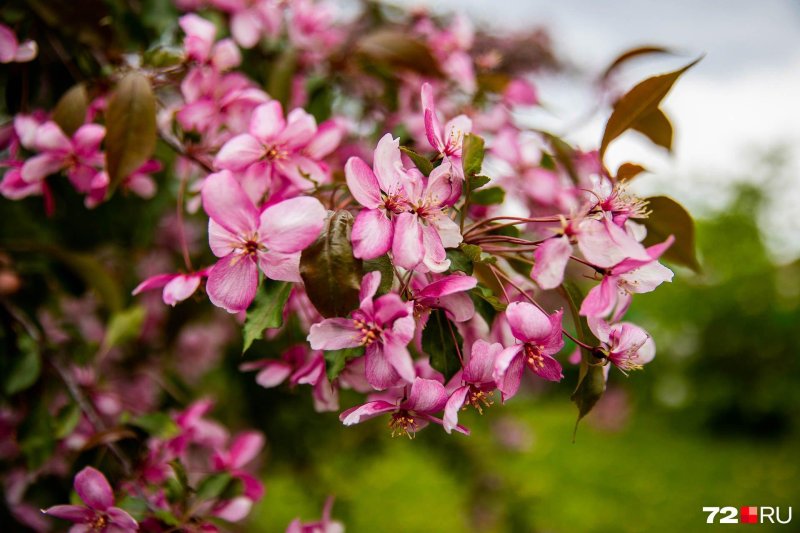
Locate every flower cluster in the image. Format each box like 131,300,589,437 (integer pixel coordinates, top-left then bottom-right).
0,0,698,530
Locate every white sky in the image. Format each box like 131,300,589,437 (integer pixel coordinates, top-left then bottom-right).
399,0,800,260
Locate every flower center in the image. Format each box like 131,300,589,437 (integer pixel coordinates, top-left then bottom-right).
264,144,288,161
389,410,418,438
464,385,494,415
90,513,108,530
524,343,546,371
353,318,381,346
382,193,408,215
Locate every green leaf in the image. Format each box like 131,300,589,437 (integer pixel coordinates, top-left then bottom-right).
52,83,89,136
642,196,701,272
44,247,124,312
130,412,180,438
18,399,55,470
195,472,233,501
54,402,82,439
116,496,149,521
105,72,157,194
446,249,473,275
363,254,393,296
472,286,507,311
600,58,700,162
570,363,607,435
461,134,485,178
400,146,434,176
153,509,181,527
356,30,442,77
267,47,297,109
422,309,463,382
467,174,490,191
470,186,505,205
300,210,363,318
242,280,293,352
324,347,364,381
102,306,145,352
4,335,40,395
460,244,496,265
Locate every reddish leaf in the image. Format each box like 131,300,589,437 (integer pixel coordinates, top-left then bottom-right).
600,58,700,162
642,196,701,272
616,162,647,182
356,30,442,77
632,107,673,152
52,83,89,136
600,45,674,82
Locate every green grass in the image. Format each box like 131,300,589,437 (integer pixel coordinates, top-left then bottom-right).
249,400,798,532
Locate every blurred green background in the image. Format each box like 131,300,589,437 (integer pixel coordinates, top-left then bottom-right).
221,167,798,532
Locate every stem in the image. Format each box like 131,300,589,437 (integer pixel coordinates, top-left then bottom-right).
158,130,214,173
464,216,562,236
562,329,594,351
446,317,465,368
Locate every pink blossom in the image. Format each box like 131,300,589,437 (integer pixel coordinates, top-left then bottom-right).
493,302,565,400
0,23,37,63
20,121,105,195
421,82,472,184
531,234,572,290
443,339,501,433
132,269,208,306
411,272,477,323
339,377,468,437
201,170,326,312
43,467,138,532
589,317,655,373
580,236,674,320
212,431,265,501
308,271,416,390
576,214,651,269
214,100,339,197
180,13,241,70
210,0,283,49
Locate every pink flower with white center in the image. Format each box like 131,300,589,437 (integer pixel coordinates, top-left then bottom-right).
20,121,105,192
493,302,565,400
179,14,241,71
286,496,344,533
443,339,502,433
580,236,674,320
421,82,472,184
345,133,411,260
214,100,338,196
589,317,655,373
393,162,462,272
132,269,209,306
339,377,468,437
43,467,138,532
210,0,282,49
0,23,37,64
308,271,416,390
201,170,326,313
411,272,477,323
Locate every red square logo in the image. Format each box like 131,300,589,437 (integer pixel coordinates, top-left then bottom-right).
740,506,758,524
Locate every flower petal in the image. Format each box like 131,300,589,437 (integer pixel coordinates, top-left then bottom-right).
443,386,469,434
493,344,524,401
214,134,264,171
505,301,553,343
74,467,114,511
206,253,259,313
42,505,94,523
202,170,258,235
249,101,285,142
345,157,382,209
364,345,402,390
258,196,326,253
339,400,396,425
372,133,405,192
258,251,302,282
532,236,572,290
162,274,202,306
464,340,503,384
255,361,293,388
308,318,361,350
391,212,424,270
404,377,448,413
131,273,175,296
106,507,138,530
352,208,393,260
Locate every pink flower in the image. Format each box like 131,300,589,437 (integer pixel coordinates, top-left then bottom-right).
531,234,572,290
493,302,565,400
132,269,208,306
212,431,265,506
443,339,501,433
576,215,651,269
180,14,241,70
211,0,282,49
201,170,326,312
20,122,105,193
308,271,416,390
411,272,477,323
214,100,338,195
0,23,37,63
339,377,468,437
43,467,138,532
580,236,674,320
421,82,471,183
589,317,655,373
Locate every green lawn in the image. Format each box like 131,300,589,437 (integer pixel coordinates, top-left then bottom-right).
250,399,798,532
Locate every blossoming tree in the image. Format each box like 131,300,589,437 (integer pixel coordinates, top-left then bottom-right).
0,0,700,530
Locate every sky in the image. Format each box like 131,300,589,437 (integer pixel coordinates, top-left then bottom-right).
395,0,800,260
